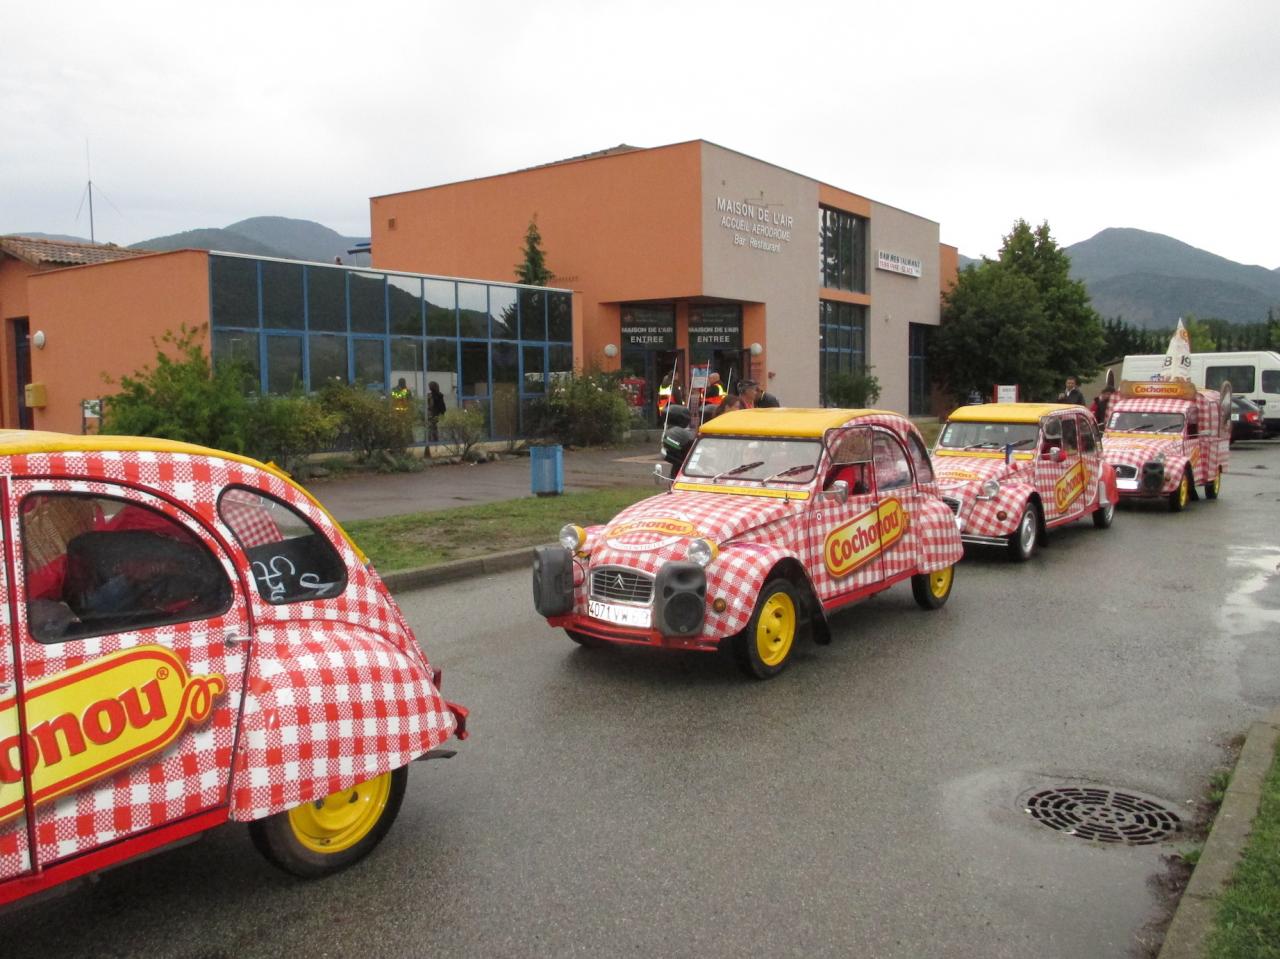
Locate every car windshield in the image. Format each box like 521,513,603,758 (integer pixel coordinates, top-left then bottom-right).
682,436,822,484
938,421,1040,451
1109,411,1185,433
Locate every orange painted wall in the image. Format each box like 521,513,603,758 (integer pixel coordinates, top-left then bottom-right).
371,142,704,369
27,251,211,433
817,184,872,218
0,257,36,428
939,243,958,293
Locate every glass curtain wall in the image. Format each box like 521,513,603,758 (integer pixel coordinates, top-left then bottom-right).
210,254,573,443
818,206,868,293
818,300,867,406
908,323,932,416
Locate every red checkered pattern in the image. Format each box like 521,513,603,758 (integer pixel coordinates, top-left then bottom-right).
0,556,30,880
219,488,283,547
556,411,962,642
229,623,455,820
0,447,456,878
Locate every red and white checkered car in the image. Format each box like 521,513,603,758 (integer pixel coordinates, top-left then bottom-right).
0,431,467,908
934,403,1119,561
1101,380,1230,510
533,408,964,680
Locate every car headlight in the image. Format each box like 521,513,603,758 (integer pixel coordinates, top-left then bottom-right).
978,479,1000,499
686,538,719,567
559,524,587,552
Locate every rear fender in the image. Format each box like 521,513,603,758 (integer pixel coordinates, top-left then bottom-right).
229,625,459,822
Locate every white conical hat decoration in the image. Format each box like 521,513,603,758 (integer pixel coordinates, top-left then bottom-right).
1161,318,1193,380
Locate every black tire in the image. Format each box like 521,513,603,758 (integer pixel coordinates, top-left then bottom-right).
249,766,408,879
911,565,955,610
566,629,605,648
1092,484,1115,529
1168,471,1191,512
1006,504,1039,561
733,578,802,680
1204,469,1221,500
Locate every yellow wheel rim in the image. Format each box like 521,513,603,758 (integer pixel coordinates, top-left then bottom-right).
1213,470,1221,495
287,772,393,854
929,566,953,599
755,592,797,667
1178,475,1189,507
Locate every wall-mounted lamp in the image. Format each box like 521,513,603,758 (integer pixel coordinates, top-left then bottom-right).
749,342,763,356
603,343,619,358
32,330,46,349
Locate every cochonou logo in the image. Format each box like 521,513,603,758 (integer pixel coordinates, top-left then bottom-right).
824,499,908,577
0,645,226,825
604,517,699,552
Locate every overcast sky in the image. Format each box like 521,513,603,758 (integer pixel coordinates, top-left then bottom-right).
3,0,1277,266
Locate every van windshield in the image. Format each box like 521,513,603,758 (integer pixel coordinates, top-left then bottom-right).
938,421,1039,451
1109,411,1184,433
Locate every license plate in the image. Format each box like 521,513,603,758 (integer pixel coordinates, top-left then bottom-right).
1116,477,1139,491
1231,413,1239,421
589,600,651,628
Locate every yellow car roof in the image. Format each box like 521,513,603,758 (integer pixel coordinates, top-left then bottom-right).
946,403,1078,424
699,408,880,438
0,430,366,562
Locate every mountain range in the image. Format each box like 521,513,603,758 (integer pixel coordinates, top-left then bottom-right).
13,219,1277,329
959,228,1280,328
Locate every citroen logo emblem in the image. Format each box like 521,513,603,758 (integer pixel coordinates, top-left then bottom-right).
614,574,626,589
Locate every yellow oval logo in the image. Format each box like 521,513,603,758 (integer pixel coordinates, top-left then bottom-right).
1054,462,1086,512
824,499,908,578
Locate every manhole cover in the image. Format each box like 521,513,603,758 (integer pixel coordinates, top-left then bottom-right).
1024,786,1181,844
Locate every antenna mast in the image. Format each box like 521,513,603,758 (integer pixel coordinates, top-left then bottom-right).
86,140,95,244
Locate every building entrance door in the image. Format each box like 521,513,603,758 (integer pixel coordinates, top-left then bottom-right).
11,319,32,430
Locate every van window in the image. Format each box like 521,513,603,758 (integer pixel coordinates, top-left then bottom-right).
1263,370,1280,394
1206,365,1255,393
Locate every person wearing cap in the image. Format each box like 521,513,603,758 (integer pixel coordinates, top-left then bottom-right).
738,379,780,409
704,372,726,408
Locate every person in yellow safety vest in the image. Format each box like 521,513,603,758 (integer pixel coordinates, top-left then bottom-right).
391,378,412,414
704,372,726,408
657,372,684,416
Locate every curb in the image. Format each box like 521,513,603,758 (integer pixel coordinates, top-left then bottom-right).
380,547,534,594
1157,704,1280,959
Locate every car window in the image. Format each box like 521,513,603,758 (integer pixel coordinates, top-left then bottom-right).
1060,416,1079,453
872,432,912,491
22,493,232,644
1079,415,1097,453
218,488,348,604
1262,370,1280,394
1206,365,1255,393
906,432,934,483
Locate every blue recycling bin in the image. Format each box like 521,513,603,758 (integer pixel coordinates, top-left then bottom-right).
531,444,564,496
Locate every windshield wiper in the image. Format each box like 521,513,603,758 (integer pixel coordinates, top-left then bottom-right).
963,442,1003,450
763,464,816,483
711,461,764,482
1008,439,1036,449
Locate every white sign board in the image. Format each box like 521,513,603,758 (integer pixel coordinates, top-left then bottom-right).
995,385,1019,403
876,250,923,278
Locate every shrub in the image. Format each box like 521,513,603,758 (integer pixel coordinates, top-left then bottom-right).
319,382,412,462
101,325,256,453
439,408,488,460
527,369,632,447
825,368,883,408
246,393,341,477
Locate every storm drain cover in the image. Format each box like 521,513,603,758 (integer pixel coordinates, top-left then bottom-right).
1024,786,1181,844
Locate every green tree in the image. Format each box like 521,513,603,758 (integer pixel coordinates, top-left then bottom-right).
932,220,1104,401
101,325,255,452
515,215,553,286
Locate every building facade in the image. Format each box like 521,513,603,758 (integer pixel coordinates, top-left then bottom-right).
370,140,958,419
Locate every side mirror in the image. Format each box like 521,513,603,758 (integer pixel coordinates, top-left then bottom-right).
1040,446,1066,463
821,480,849,503
653,462,673,486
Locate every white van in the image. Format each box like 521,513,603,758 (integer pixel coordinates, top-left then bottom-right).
1121,351,1280,433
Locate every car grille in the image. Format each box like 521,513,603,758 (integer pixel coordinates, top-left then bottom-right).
940,496,961,515
1114,465,1138,480
590,567,654,604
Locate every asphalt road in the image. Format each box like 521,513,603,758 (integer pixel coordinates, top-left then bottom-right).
5,441,1279,958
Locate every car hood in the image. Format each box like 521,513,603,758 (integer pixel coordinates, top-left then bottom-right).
1102,434,1182,462
589,488,807,564
934,453,1033,493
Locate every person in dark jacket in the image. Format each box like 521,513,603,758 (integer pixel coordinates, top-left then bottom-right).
738,379,780,408
427,381,447,442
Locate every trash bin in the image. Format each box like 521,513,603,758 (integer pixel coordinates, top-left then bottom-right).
531,444,564,496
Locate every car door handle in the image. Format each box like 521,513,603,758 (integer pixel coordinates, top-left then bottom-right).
224,632,243,649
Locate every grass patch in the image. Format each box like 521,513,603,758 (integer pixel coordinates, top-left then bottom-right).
1206,736,1280,959
343,485,657,571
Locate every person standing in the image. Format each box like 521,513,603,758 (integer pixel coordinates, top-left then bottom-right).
391,378,413,414
427,381,446,443
657,372,683,418
1091,385,1116,428
738,379,780,409
704,372,726,409
1058,377,1086,406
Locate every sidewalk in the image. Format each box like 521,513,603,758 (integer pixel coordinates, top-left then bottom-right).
309,440,663,523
